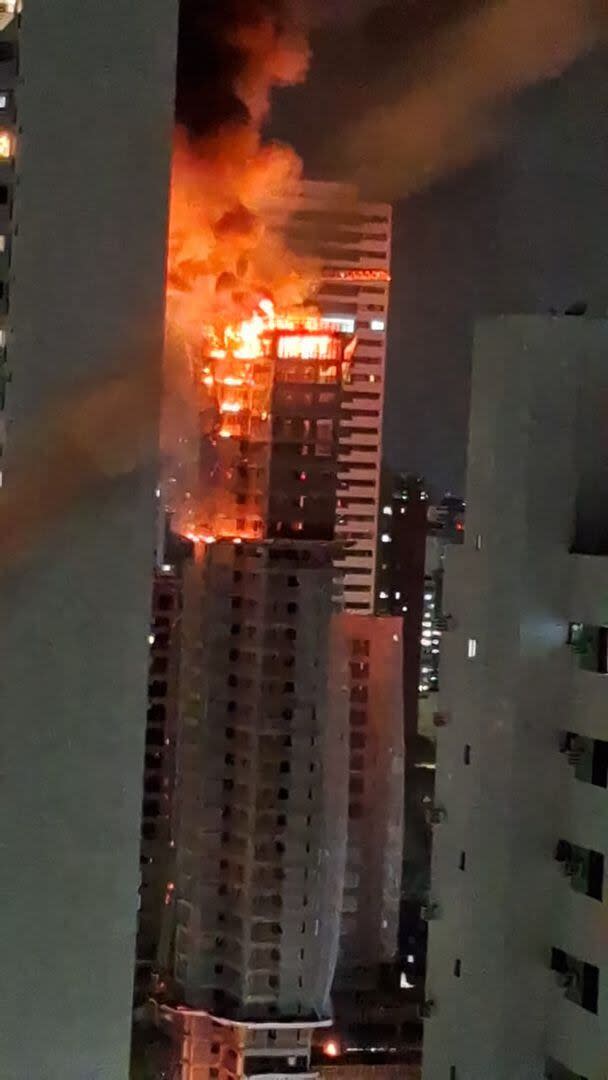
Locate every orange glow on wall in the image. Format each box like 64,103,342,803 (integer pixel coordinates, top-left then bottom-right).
321,268,390,283
0,132,12,159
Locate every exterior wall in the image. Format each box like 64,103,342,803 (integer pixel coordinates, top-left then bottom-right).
136,563,185,1003
333,613,404,985
0,4,176,1078
318,1067,420,1080
265,180,392,614
173,541,349,1020
424,317,608,1080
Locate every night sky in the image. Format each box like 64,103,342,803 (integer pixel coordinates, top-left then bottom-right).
267,6,608,496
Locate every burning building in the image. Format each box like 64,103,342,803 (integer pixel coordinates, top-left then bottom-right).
153,314,354,1080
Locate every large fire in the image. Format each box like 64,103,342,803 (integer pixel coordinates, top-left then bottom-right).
164,295,354,547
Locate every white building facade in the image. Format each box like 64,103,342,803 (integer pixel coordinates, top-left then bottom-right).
0,3,176,1077
267,180,392,613
423,317,608,1080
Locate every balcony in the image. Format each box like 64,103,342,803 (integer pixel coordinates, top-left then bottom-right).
554,839,604,901
550,947,598,1014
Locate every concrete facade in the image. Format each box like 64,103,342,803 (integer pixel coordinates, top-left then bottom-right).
0,3,176,1077
160,329,353,1078
423,317,608,1080
333,612,404,986
265,180,392,614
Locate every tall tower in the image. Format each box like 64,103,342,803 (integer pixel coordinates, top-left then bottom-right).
0,3,176,1078
424,317,608,1080
157,318,352,1079
264,181,392,614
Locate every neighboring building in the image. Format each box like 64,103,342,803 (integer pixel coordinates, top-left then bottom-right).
155,321,353,1079
332,613,404,989
424,316,608,1080
375,471,428,740
265,180,392,614
0,4,176,1078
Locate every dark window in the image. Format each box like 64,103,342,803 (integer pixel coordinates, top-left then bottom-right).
157,593,173,611
0,43,15,61
150,656,168,675
279,761,290,774
459,851,466,871
464,744,471,765
276,814,287,827
141,822,156,840
144,776,161,794
592,739,608,787
214,964,224,975
147,704,165,725
453,959,461,978
145,752,161,769
350,732,366,750
149,680,167,697
287,602,298,614
349,802,363,820
145,729,164,747
278,788,289,800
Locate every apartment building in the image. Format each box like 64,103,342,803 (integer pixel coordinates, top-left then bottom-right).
424,317,608,1080
265,180,392,613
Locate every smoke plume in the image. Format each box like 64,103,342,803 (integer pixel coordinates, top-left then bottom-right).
346,0,608,197
169,0,316,344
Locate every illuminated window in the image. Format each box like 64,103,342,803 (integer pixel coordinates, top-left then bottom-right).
370,319,385,331
0,131,11,159
0,95,7,110
467,638,477,659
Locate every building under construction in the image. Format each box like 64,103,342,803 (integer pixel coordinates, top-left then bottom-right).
153,314,355,1079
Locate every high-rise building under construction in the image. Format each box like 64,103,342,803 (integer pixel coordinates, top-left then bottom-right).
155,315,353,1079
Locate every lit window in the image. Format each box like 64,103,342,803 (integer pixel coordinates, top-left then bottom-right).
400,971,414,989
0,95,6,110
381,533,391,543
148,634,155,646
467,638,477,659
406,953,415,963
382,505,392,515
370,319,385,331
475,534,482,550
0,131,11,159
379,590,388,599
392,633,399,642
401,605,408,613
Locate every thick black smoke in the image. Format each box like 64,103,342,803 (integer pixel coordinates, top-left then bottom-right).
176,0,295,135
